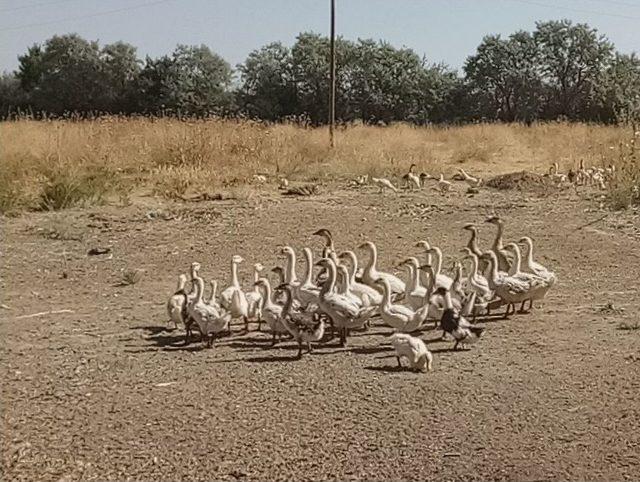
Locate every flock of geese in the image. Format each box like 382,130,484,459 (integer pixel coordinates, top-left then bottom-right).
166,215,557,372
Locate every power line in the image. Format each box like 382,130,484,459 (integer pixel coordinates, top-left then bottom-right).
0,0,83,14
580,0,640,8
0,0,175,32
506,0,640,19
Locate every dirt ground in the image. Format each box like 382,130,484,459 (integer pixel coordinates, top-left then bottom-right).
1,180,639,481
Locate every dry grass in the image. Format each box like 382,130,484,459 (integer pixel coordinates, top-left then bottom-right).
0,117,633,214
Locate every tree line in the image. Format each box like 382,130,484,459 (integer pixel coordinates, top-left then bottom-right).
1,19,639,125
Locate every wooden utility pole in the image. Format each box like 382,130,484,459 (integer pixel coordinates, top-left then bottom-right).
329,0,336,148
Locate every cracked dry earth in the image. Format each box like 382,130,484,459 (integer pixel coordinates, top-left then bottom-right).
1,183,639,481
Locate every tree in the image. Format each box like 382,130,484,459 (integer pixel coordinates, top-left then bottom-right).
236,42,297,120
101,41,141,113
136,44,232,115
599,53,640,127
465,31,543,122
534,20,614,120
0,72,28,118
16,34,106,114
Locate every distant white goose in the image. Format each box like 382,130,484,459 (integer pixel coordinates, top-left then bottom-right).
402,163,422,190
359,241,406,297
371,177,399,193
458,168,483,187
437,174,452,192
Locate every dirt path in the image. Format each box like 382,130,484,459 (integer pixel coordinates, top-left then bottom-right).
1,183,639,481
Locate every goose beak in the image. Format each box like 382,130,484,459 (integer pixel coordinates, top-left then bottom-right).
418,264,432,271
357,243,368,249
274,283,288,291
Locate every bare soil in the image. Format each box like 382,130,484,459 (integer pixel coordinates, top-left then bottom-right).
1,181,640,481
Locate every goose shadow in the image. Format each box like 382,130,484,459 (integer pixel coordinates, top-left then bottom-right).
244,354,302,363
349,345,393,355
364,365,415,374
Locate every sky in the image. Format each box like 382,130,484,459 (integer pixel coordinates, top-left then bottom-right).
1,0,639,73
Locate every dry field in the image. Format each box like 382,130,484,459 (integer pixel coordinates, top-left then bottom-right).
0,118,636,214
1,121,640,481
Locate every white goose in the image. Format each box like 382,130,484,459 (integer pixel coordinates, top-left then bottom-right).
424,246,453,289
315,258,377,346
480,251,543,318
280,246,300,289
359,241,405,297
296,247,321,307
398,257,427,311
276,284,327,358
219,255,249,330
402,163,422,190
313,228,335,258
459,248,492,301
376,278,428,333
188,276,231,347
437,174,452,192
245,263,265,328
462,223,489,275
371,177,399,193
458,168,483,187
336,264,370,308
504,243,553,311
518,236,557,286
485,216,513,272
254,278,288,344
337,250,383,306
167,274,188,329
207,279,221,311
390,333,433,372
418,263,462,323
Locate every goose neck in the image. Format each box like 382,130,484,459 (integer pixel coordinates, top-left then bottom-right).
303,249,313,285
231,261,240,287
320,262,337,296
195,277,204,303
524,239,535,270
285,250,297,284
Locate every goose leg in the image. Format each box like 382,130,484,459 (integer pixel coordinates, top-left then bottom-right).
307,341,312,353
339,328,347,347
271,332,277,346
243,316,249,332
529,299,534,311
297,342,303,359
396,356,402,368
518,301,527,313
453,340,459,350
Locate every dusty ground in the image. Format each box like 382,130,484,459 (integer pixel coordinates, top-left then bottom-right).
1,181,639,481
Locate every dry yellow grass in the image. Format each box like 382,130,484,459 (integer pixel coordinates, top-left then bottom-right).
0,117,634,214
